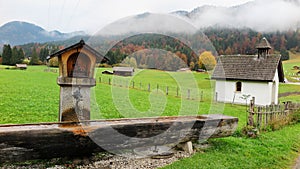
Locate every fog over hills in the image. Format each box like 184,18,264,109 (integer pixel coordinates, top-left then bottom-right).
172,0,300,32
97,0,300,35
0,0,299,46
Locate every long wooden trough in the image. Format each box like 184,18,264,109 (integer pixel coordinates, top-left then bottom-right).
0,114,238,163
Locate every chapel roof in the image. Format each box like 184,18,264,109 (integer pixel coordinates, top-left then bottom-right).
256,37,272,49
211,54,284,82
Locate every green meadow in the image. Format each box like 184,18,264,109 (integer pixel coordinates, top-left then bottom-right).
1,53,300,168
0,66,221,124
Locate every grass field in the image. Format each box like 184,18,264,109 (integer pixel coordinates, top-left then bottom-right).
0,66,59,123
1,57,300,168
164,124,300,169
282,52,300,82
0,66,226,124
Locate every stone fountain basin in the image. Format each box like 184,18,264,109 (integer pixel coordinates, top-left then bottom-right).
0,114,238,163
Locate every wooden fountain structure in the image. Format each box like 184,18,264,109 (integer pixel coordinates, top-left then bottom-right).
0,41,238,163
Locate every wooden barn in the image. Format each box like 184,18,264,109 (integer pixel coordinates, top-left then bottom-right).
212,37,285,105
113,67,134,76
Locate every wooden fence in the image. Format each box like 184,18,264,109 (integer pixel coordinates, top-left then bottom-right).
98,76,205,101
248,98,300,129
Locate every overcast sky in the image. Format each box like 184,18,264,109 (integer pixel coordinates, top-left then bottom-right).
0,0,252,34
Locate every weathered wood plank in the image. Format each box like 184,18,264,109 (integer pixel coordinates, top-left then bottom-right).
0,115,238,163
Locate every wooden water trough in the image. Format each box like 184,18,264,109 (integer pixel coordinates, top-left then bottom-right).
0,114,237,163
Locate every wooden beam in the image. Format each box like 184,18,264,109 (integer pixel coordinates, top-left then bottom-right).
0,115,238,163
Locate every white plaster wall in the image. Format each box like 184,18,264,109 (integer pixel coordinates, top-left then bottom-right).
215,79,278,106
273,69,279,104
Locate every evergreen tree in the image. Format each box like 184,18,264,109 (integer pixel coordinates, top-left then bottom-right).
11,46,19,65
39,48,49,62
9,47,24,65
280,49,290,61
106,50,117,65
17,48,25,64
29,48,40,65
2,44,12,65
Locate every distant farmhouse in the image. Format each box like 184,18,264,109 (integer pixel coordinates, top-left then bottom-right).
212,37,284,105
113,67,134,76
15,64,27,70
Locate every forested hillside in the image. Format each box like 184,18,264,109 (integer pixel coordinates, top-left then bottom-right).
204,28,300,60
2,28,299,67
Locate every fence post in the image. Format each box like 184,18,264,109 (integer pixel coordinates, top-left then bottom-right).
271,105,275,121
132,81,135,88
109,78,111,85
166,86,169,95
157,84,159,92
257,107,262,129
265,112,270,126
215,92,218,102
250,99,255,112
278,104,281,119
284,102,289,110
200,91,203,102
187,89,190,100
176,87,179,97
248,99,255,126
99,77,101,83
252,97,255,109
148,83,150,92
265,106,269,125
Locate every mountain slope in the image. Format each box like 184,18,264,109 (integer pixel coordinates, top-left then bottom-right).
173,0,300,32
0,21,85,45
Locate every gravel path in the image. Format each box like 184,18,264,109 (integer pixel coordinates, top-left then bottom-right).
1,151,193,169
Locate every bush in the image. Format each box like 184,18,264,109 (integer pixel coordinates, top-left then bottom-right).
49,57,59,67
138,64,148,69
4,66,16,70
290,109,300,124
97,63,111,68
267,118,289,131
22,58,30,65
241,125,259,138
264,110,300,131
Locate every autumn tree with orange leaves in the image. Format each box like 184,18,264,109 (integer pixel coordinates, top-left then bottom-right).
198,51,216,71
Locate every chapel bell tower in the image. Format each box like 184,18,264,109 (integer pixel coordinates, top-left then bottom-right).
256,37,272,59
